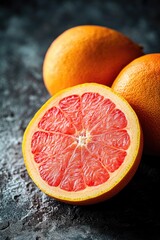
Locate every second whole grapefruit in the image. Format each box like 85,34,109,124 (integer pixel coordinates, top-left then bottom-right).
112,53,160,156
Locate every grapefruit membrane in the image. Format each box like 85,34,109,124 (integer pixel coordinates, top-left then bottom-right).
22,83,143,205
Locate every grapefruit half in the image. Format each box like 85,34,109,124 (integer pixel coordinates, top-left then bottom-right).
22,83,143,205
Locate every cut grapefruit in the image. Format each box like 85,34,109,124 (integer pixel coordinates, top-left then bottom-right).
22,83,143,205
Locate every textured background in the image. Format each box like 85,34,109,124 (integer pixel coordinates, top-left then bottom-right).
0,0,160,239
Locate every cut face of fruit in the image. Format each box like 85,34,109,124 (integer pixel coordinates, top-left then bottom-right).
22,83,143,205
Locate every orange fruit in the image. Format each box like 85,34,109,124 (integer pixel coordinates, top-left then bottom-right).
112,53,160,156
43,25,143,95
22,83,143,205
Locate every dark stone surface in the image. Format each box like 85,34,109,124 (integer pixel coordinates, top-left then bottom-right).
0,0,160,239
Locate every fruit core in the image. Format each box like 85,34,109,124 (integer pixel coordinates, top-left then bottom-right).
76,130,91,147
31,92,130,192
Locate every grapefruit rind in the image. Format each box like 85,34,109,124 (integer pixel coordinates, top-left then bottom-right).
22,83,143,205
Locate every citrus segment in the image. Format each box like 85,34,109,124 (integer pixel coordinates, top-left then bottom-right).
81,93,116,131
38,106,75,134
59,94,82,131
92,130,130,150
22,83,143,204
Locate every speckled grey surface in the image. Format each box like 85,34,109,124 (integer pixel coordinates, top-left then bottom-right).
0,0,160,239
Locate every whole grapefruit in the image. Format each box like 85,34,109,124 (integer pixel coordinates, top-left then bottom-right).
112,53,160,156
43,25,143,95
